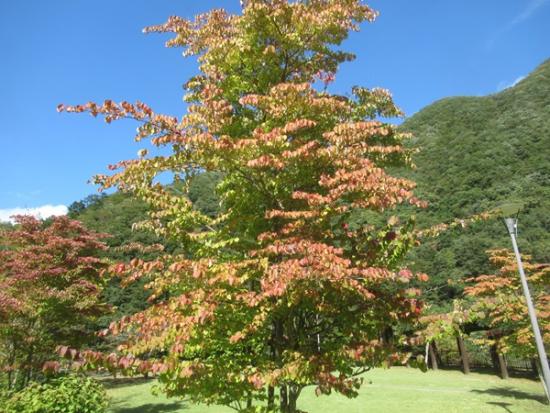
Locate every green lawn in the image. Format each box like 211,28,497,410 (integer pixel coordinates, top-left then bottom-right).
105,368,549,413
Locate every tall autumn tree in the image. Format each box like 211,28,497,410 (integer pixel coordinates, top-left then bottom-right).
0,216,108,390
60,1,428,411
465,249,550,360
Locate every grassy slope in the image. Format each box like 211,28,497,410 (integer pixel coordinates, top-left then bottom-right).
106,368,548,413
401,59,550,303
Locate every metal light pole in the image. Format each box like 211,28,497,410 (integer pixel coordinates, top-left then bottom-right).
504,218,550,401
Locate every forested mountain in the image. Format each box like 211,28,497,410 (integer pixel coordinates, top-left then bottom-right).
403,59,550,305
68,193,160,324
68,171,222,254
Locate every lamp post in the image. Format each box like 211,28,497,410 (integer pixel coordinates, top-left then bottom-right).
504,218,550,401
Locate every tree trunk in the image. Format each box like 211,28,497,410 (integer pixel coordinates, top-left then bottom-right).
11,369,20,391
382,326,394,346
287,385,300,413
25,367,32,388
278,385,300,413
280,385,288,412
428,341,439,370
6,342,16,390
490,344,508,379
490,344,499,372
433,341,443,367
497,353,509,379
267,385,275,410
456,335,470,374
531,358,539,377
21,346,34,389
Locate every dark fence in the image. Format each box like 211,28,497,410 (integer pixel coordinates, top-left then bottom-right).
439,349,534,371
433,341,542,379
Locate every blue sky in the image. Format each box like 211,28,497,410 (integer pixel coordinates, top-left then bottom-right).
1,0,549,220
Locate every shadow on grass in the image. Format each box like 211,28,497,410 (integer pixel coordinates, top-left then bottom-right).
486,401,514,413
101,376,153,390
108,386,188,413
110,402,186,413
471,387,547,404
436,366,537,381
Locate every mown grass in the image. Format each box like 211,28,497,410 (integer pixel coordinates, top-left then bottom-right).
105,367,548,413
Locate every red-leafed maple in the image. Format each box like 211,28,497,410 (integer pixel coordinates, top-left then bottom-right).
0,216,108,390
60,1,429,411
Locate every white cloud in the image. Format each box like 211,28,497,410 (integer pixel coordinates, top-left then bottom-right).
0,205,68,223
486,0,549,49
511,0,550,26
497,75,526,91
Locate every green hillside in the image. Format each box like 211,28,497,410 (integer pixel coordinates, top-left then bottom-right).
402,59,550,304
68,172,222,256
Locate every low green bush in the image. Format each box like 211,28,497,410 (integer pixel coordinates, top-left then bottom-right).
2,374,108,413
